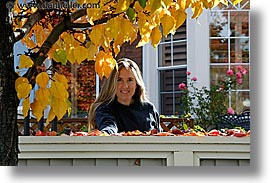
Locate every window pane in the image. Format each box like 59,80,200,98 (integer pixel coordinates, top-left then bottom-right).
210,65,228,84
159,68,187,93
160,92,182,115
230,38,249,63
210,11,228,37
173,41,187,66
231,91,250,113
210,39,229,63
230,11,249,37
173,25,187,41
158,43,172,67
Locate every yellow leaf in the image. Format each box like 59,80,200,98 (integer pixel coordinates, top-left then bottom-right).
30,99,44,121
175,9,187,29
15,77,29,92
162,0,172,7
74,46,88,64
66,46,76,64
150,26,162,48
46,108,55,125
49,81,68,99
63,32,75,45
87,7,102,25
87,43,98,61
191,1,203,19
22,97,30,118
36,72,49,89
210,0,220,9
17,83,32,99
178,0,192,10
232,0,242,5
22,36,36,49
35,88,50,108
116,0,131,13
150,0,162,13
89,24,105,47
54,73,69,90
19,55,34,69
161,14,176,37
95,51,117,79
52,98,68,120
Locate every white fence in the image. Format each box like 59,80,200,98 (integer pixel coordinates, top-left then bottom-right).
18,136,250,166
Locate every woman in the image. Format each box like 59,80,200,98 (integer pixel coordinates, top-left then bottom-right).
88,58,162,134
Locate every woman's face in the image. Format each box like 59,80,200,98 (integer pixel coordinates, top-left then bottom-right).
116,67,137,105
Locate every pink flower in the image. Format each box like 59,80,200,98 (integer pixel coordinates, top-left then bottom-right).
191,77,197,81
236,72,242,79
227,107,235,115
217,87,224,92
237,78,243,84
226,69,234,76
186,71,191,75
236,65,243,71
241,68,247,75
178,83,186,90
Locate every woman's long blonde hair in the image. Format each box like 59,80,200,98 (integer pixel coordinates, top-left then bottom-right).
88,58,148,130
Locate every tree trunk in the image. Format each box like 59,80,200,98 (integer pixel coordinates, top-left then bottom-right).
0,0,19,166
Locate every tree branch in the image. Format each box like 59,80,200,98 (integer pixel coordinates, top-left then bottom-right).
13,11,43,43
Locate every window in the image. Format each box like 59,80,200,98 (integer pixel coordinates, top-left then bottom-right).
158,25,187,115
209,0,250,113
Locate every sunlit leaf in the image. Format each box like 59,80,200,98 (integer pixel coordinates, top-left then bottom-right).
17,82,32,99
232,0,242,5
175,9,187,29
54,73,69,90
30,99,44,121
95,51,117,79
52,49,67,65
15,77,29,91
87,42,98,61
63,32,75,45
191,1,203,19
89,24,105,47
74,46,88,64
36,72,49,89
150,26,161,48
52,98,68,120
22,97,30,118
35,88,50,108
49,80,67,99
161,14,176,37
150,0,162,13
19,55,34,69
116,0,131,13
46,108,55,125
66,46,75,64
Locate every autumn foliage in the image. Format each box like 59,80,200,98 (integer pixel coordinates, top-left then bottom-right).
13,0,243,122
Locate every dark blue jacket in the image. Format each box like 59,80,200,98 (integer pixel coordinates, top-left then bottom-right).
95,99,162,134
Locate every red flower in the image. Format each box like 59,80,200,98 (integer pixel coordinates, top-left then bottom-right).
186,71,191,75
227,107,235,115
226,69,234,76
178,83,186,90
191,77,197,81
